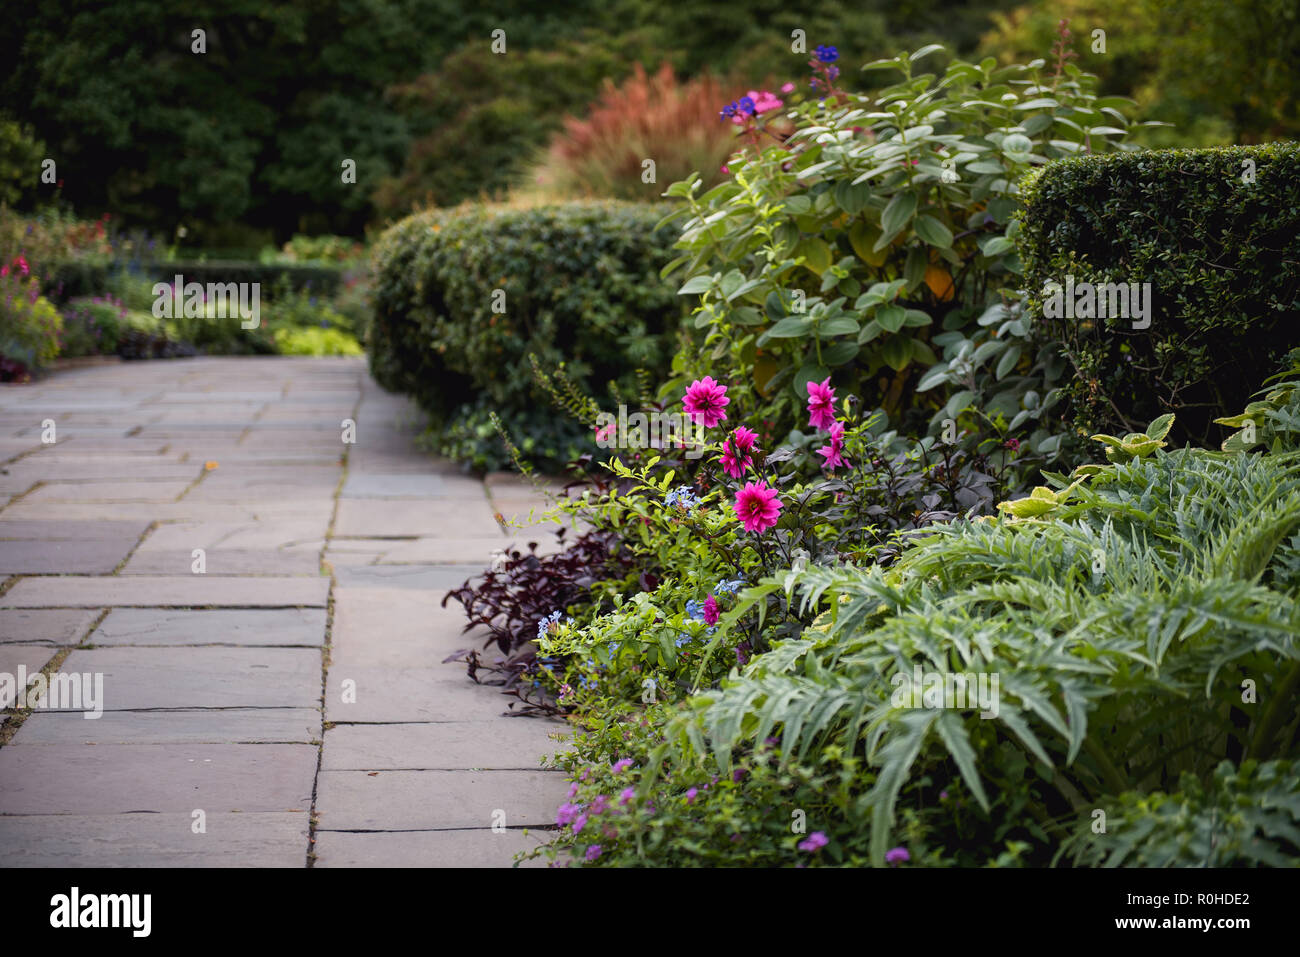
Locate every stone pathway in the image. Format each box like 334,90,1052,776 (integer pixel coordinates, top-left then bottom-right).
0,356,569,866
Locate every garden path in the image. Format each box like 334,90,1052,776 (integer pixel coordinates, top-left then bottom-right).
0,356,567,866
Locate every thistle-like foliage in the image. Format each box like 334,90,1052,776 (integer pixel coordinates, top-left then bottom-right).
665,442,1300,865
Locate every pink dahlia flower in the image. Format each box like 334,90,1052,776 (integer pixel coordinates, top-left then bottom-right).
817,421,849,471
733,481,782,533
702,595,720,626
720,425,758,478
683,376,730,429
806,377,837,431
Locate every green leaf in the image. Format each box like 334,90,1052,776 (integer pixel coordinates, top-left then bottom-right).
876,305,906,333
821,340,859,366
1145,413,1175,441
882,335,912,371
677,275,713,295
759,316,813,341
818,317,860,338
881,191,918,243
996,343,1022,379
980,236,1015,257
833,180,873,215
913,215,953,249
910,338,939,365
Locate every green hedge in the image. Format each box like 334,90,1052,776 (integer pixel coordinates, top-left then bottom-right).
368,201,685,467
1018,143,1300,446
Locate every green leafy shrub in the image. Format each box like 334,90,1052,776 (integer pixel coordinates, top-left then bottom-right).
660,41,1150,475
272,325,362,356
58,295,128,357
368,201,686,471
1017,142,1300,447
1060,759,1300,867
648,424,1300,866
0,254,61,370
1216,348,1300,454
270,234,365,264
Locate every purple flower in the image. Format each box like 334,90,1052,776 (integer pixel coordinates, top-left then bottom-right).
798,832,829,852
733,768,747,783
619,787,635,806
573,813,589,834
815,45,839,63
590,794,610,816
585,844,602,862
885,846,910,866
555,802,580,827
685,788,698,805
612,758,634,774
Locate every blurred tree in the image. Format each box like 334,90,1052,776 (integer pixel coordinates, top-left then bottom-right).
981,0,1300,145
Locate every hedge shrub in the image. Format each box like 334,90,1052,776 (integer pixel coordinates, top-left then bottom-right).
1018,143,1300,446
368,201,686,469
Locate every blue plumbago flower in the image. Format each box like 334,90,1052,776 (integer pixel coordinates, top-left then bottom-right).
685,599,705,621
715,578,747,596
664,486,700,511
674,632,693,648
815,45,839,63
536,610,563,640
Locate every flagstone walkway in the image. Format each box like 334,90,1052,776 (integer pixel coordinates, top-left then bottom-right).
0,356,569,867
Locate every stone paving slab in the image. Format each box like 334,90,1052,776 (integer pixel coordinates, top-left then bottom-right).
0,608,101,645
334,499,501,537
341,473,484,499
122,547,322,576
15,708,320,744
0,461,199,481
0,519,152,540
91,608,326,646
132,518,330,551
325,668,516,723
332,564,484,590
21,480,192,504
56,646,321,710
1,575,330,608
0,743,318,814
376,536,566,565
0,812,311,867
314,769,567,830
313,828,550,868
0,538,136,574
322,721,565,770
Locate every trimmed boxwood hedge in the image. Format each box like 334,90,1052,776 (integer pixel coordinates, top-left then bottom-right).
367,201,685,467
1017,143,1300,446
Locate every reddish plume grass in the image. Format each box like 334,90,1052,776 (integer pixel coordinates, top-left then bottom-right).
523,63,759,201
